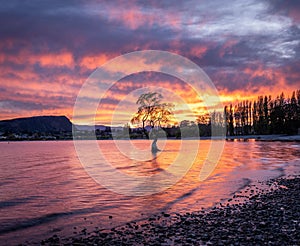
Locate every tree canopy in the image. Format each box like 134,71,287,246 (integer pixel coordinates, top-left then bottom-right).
131,92,174,131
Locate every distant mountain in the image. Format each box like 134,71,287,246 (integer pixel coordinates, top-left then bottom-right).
75,124,107,131
0,116,73,133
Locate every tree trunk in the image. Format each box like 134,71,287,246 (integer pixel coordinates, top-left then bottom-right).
150,128,160,153
151,138,160,153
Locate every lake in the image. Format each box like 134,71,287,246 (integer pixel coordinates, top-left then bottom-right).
0,140,299,244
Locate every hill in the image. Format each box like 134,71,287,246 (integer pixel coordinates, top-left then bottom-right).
0,116,73,134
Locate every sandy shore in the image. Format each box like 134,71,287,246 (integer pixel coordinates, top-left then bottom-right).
40,175,300,245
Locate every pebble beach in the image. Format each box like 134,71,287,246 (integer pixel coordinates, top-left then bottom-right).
41,175,300,246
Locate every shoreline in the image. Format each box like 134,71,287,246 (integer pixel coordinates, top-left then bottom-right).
40,175,300,245
1,134,300,142
225,134,300,142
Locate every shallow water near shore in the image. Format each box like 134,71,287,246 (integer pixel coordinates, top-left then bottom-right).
0,140,299,244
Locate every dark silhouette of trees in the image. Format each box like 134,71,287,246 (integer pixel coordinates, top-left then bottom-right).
284,91,299,134
196,113,211,136
225,104,239,136
131,92,174,151
223,90,300,135
131,92,174,133
125,90,300,140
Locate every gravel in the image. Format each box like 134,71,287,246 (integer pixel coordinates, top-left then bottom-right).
40,176,300,245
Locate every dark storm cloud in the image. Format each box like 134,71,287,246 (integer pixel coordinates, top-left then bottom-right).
267,0,300,18
281,61,300,86
1,99,62,111
0,0,179,58
1,0,298,67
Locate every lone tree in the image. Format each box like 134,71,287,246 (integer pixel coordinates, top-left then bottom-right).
131,92,174,152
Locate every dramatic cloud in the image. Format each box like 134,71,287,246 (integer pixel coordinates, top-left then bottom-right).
0,0,299,123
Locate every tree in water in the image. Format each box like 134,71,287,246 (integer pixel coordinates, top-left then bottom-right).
131,92,174,153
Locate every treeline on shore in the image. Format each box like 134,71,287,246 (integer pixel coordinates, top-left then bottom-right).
224,90,300,136
101,89,300,139
144,89,300,138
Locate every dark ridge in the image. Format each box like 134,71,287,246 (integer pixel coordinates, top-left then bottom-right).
0,115,72,133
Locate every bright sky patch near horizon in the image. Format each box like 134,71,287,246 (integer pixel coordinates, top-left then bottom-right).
0,0,299,125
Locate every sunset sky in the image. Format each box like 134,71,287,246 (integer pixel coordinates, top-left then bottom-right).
0,0,299,125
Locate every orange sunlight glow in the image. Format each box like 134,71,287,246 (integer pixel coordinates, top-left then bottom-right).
1,49,298,123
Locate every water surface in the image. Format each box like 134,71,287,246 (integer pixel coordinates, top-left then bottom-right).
0,140,299,244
